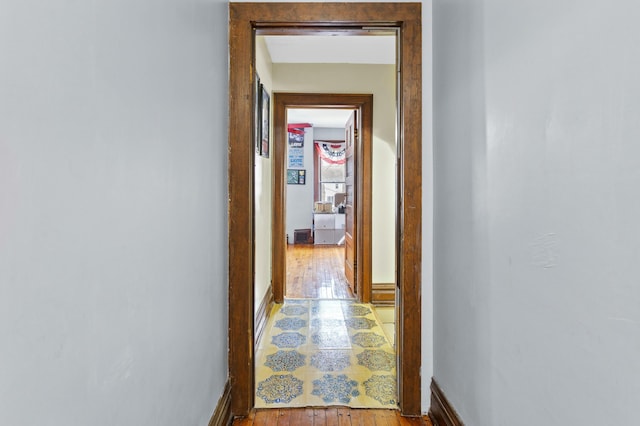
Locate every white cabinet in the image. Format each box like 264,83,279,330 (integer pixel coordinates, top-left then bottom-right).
314,229,335,245
314,214,335,230
313,213,346,245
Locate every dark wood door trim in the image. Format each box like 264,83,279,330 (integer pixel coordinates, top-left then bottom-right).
272,93,372,305
228,2,422,416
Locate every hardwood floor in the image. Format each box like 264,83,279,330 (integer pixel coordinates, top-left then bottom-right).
232,408,433,425
286,244,354,299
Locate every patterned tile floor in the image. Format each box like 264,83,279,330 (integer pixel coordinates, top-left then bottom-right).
376,306,396,348
255,299,397,409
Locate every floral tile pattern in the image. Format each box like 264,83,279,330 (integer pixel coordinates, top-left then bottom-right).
356,349,395,371
286,299,307,305
274,317,307,330
311,318,344,329
351,332,387,348
345,317,377,330
255,300,396,409
310,350,351,371
264,350,306,372
271,332,306,348
256,374,304,404
311,331,350,348
364,375,397,405
280,305,308,316
311,374,360,404
343,304,372,317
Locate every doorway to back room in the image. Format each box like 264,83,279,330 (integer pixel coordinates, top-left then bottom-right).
227,2,423,416
252,33,399,409
285,108,355,300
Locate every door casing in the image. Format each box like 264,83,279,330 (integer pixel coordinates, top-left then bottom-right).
272,94,372,305
228,2,422,416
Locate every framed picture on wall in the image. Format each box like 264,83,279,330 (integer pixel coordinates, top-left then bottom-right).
260,84,270,158
254,73,261,154
288,147,304,168
287,169,306,185
288,131,304,148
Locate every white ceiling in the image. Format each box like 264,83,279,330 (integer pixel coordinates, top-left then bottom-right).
264,34,395,128
288,108,354,129
263,35,396,65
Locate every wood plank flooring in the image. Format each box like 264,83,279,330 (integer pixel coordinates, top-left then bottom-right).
286,244,354,299
232,408,433,425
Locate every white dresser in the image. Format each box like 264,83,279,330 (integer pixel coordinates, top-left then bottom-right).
313,213,345,245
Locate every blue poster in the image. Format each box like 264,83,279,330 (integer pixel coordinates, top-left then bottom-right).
288,147,304,168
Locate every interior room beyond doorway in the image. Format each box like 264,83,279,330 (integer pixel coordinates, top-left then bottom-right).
285,108,354,300
229,3,424,413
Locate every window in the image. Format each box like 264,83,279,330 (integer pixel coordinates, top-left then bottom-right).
316,142,346,203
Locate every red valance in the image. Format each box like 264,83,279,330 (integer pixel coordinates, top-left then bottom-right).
287,123,312,135
315,142,346,165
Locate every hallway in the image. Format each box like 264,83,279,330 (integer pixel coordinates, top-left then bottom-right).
6,0,640,424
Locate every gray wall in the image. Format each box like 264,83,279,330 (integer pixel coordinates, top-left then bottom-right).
0,0,229,424
433,0,640,424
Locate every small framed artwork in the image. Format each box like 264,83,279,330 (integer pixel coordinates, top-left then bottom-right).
287,169,306,185
260,84,270,158
254,73,261,154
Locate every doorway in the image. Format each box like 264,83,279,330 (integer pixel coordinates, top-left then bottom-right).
255,98,386,410
284,107,356,300
272,94,373,304
228,2,422,416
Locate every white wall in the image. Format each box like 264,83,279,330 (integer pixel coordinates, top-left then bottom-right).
254,37,274,311
0,0,229,424
286,127,316,241
273,63,398,285
433,0,640,424
314,127,346,142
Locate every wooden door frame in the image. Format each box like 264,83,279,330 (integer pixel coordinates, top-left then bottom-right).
228,2,422,416
272,93,373,304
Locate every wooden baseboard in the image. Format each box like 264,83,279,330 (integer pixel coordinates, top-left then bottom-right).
429,379,464,426
209,379,232,426
372,283,396,306
255,284,274,347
